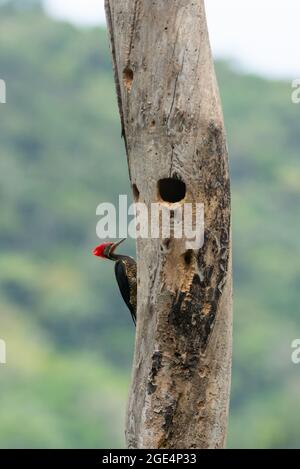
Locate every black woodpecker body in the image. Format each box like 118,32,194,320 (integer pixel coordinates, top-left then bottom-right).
93,239,137,325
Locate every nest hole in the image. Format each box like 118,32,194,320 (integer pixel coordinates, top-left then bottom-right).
158,178,186,203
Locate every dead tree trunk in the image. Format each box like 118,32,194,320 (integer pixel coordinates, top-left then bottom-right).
105,0,232,449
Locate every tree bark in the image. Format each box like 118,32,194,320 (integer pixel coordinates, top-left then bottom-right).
105,0,232,449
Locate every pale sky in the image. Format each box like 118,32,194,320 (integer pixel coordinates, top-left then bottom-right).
45,0,300,79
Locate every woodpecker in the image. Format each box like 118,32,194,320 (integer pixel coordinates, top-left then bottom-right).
93,239,137,325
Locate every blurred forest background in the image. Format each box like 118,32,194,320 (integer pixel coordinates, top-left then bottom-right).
0,0,299,449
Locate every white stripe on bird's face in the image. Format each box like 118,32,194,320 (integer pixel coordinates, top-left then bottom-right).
108,239,126,258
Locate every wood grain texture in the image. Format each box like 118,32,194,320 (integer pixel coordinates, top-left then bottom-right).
105,0,232,449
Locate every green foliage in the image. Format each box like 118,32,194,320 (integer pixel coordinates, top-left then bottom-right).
0,3,299,448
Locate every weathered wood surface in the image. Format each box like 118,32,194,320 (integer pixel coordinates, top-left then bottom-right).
105,0,232,449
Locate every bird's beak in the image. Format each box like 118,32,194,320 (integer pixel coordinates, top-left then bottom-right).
109,238,126,256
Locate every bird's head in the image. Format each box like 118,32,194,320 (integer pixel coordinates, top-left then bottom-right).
92,239,125,261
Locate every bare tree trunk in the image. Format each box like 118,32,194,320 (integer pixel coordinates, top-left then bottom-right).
105,0,232,449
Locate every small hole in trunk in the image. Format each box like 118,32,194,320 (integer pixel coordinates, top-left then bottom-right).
132,184,140,202
184,250,193,265
123,67,134,91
